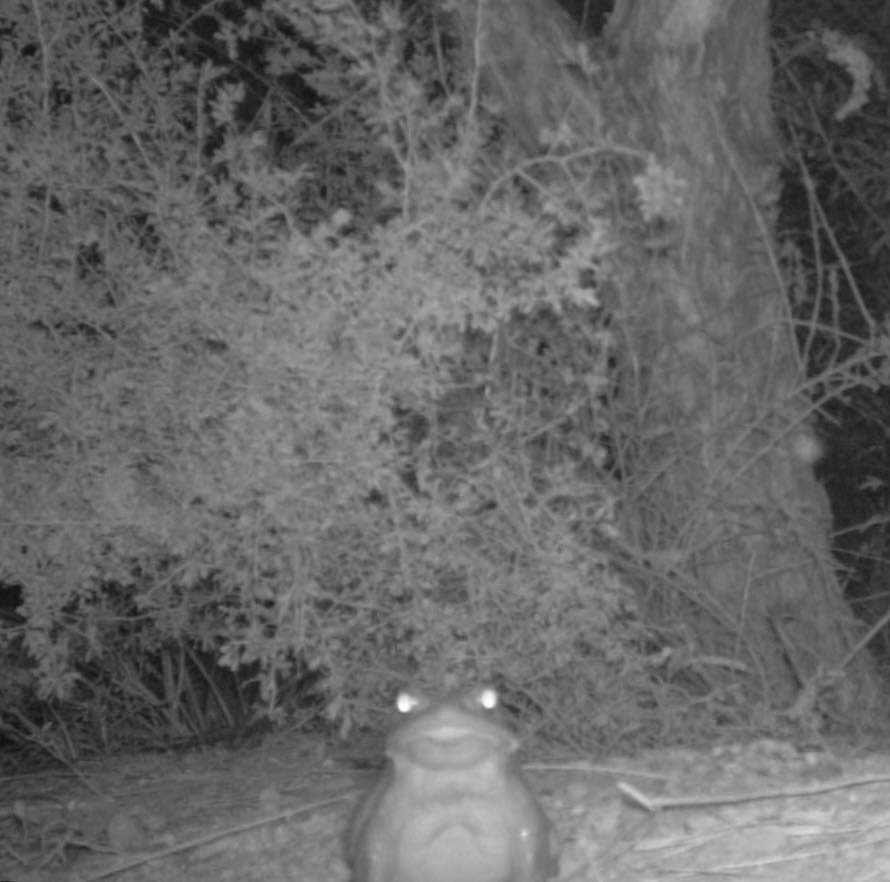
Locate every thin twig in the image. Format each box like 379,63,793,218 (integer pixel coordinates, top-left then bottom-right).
618,772,890,812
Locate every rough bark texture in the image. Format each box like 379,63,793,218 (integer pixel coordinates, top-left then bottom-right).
459,0,882,724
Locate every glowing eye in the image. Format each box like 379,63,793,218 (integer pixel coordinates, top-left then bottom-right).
478,687,498,710
396,691,422,714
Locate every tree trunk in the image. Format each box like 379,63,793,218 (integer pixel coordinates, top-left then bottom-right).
460,0,883,725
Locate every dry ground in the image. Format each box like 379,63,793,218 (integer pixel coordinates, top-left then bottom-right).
2,732,890,881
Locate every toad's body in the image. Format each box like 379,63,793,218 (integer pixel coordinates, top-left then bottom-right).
346,687,558,882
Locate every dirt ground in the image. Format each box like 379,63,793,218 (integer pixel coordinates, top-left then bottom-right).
2,732,890,882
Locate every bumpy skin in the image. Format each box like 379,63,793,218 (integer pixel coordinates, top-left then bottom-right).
346,687,558,882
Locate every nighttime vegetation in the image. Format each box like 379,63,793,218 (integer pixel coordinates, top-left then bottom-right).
2,0,890,763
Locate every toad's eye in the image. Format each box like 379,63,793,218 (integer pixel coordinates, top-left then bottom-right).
476,687,499,711
396,690,425,715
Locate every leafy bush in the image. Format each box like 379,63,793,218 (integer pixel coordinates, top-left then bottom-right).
0,0,699,754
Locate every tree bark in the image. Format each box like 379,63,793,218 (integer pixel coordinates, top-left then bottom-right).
460,0,883,724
